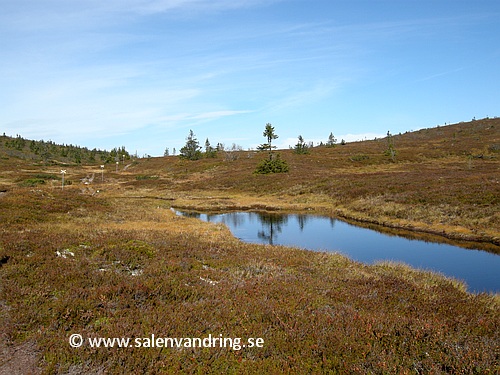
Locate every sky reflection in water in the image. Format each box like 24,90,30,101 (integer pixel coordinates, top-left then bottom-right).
178,211,499,294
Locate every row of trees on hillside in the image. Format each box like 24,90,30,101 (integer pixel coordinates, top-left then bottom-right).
174,125,397,172
176,130,243,162
175,124,289,173
0,134,132,164
293,132,340,154
174,128,341,160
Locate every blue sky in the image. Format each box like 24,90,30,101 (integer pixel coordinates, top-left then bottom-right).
2,0,499,156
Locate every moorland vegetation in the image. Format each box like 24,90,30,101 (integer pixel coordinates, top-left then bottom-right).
0,118,499,373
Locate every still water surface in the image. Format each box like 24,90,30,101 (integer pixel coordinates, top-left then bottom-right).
177,211,499,294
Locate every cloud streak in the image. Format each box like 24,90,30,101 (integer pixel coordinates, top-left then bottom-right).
1,0,284,29
414,67,465,83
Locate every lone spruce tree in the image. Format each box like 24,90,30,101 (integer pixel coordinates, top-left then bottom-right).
204,138,216,158
294,135,309,154
255,123,288,174
326,132,337,147
258,123,278,159
179,130,202,160
384,130,397,161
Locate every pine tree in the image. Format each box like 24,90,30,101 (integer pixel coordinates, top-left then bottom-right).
294,135,310,154
204,138,216,158
326,132,337,147
384,131,397,161
258,123,278,159
179,130,202,160
255,123,288,174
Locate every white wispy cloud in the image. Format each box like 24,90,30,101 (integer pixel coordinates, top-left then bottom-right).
119,0,285,15
190,110,254,120
414,67,465,83
1,0,284,29
265,82,340,113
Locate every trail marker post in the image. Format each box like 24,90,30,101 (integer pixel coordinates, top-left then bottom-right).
61,170,66,190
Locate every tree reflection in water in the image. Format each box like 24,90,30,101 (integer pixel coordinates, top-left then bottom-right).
256,212,288,245
174,209,499,293
182,211,334,245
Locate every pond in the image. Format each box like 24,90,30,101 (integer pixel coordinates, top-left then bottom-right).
176,210,500,294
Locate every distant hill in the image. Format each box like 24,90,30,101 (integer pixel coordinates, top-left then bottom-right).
383,117,500,156
2,117,499,168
